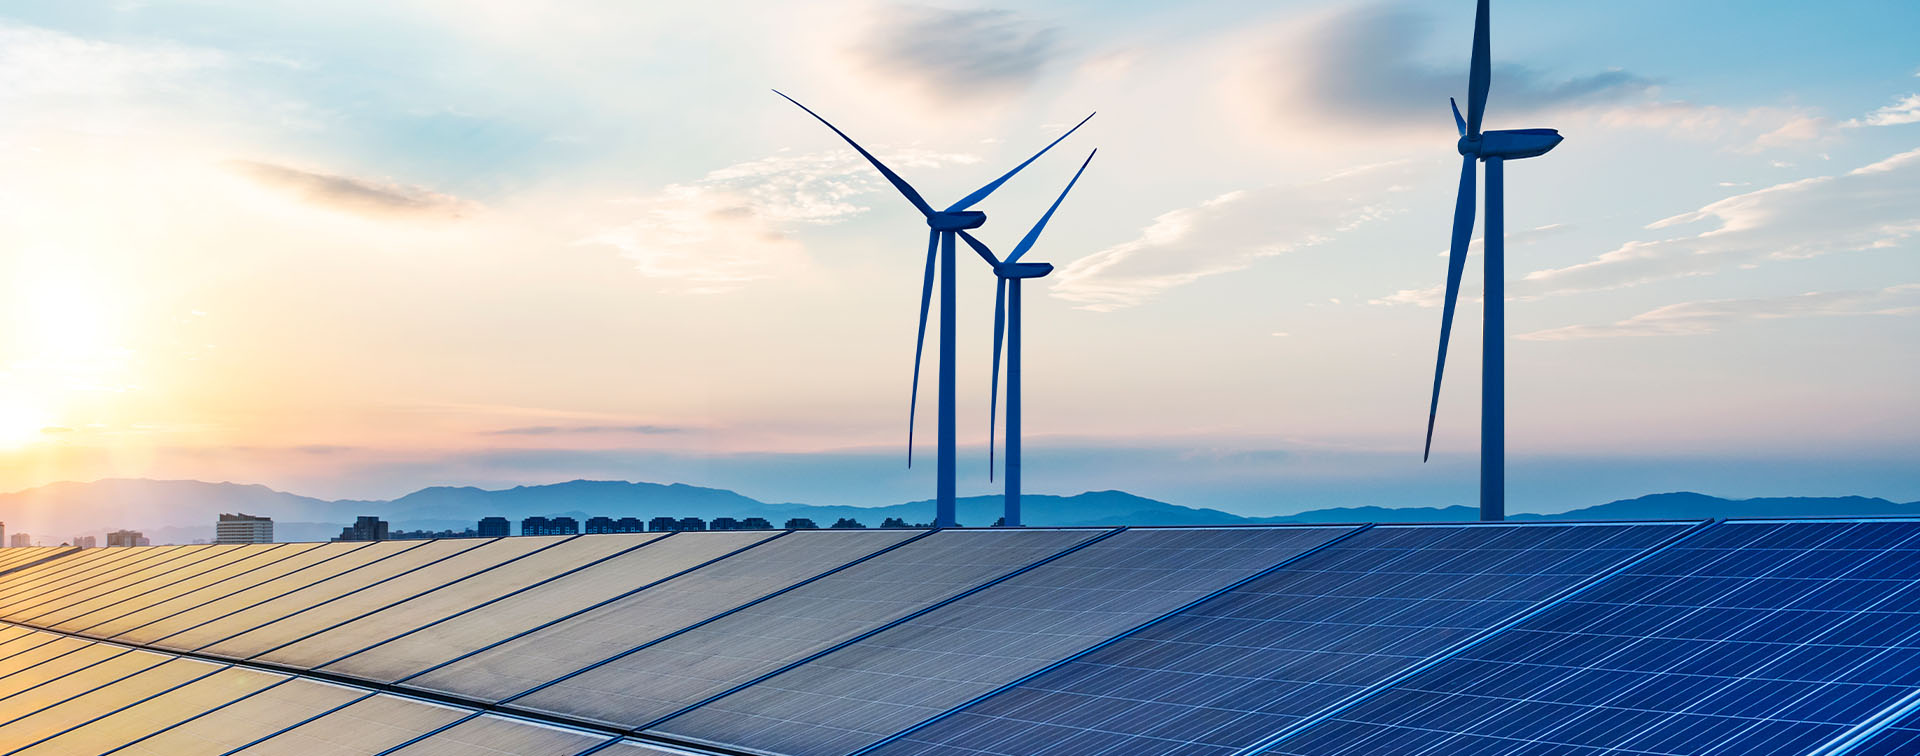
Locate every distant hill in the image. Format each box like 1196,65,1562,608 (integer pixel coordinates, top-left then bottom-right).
0,478,1913,545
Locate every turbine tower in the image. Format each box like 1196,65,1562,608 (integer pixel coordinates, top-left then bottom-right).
955,150,1097,528
1423,0,1562,522
776,91,1092,528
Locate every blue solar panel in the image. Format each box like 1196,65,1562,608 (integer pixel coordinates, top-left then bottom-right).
1261,519,1920,756
870,522,1692,756
652,526,1356,756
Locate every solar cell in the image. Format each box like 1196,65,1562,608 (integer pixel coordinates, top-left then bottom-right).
25,544,285,628
253,533,662,669
383,714,613,755
50,544,319,634
1850,719,1920,756
655,526,1357,756
224,694,469,755
0,637,123,696
0,547,186,617
1259,519,1920,756
116,678,369,755
504,527,1112,729
2,546,239,624
10,664,285,755
90,541,382,642
391,529,904,697
0,627,62,664
870,522,1693,756
145,538,485,653
0,548,137,600
0,656,215,744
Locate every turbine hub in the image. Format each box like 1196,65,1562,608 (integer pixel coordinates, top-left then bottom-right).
1456,134,1483,157
928,211,987,231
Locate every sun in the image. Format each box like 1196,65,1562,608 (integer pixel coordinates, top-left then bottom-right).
0,390,56,449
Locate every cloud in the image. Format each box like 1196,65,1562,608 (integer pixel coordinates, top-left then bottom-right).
1519,147,1920,296
229,161,472,218
1518,284,1920,341
1244,4,1651,135
483,425,687,436
1846,93,1920,127
583,147,976,293
1594,102,1829,152
1051,162,1411,311
1369,224,1575,308
851,4,1059,100
0,22,223,102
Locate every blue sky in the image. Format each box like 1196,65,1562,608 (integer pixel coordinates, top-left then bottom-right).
0,0,1914,515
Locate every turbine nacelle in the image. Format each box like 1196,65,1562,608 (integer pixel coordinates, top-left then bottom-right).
927,211,987,231
995,262,1053,279
1459,128,1563,161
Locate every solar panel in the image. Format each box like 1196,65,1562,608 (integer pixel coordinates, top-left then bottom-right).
392,529,907,698
0,655,216,744
870,522,1693,756
50,543,320,634
655,526,1358,756
383,714,614,755
0,627,62,664
10,664,286,755
0,547,187,617
25,544,285,628
145,538,487,653
0,548,137,601
89,541,384,642
116,677,369,755
504,527,1111,730
254,533,663,670
1850,717,1920,756
223,694,470,755
0,637,123,695
1259,519,1920,756
4,546,225,619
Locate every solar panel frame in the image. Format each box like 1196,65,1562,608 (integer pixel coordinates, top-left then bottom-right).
219,693,472,755
867,521,1701,756
502,527,1118,730
48,544,322,634
381,714,615,756
87,541,387,643
653,525,1363,756
390,529,917,699
1256,518,1920,756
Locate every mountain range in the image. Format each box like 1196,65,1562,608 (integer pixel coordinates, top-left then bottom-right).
0,478,1915,545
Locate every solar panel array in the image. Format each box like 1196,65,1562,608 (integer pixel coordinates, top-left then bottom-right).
0,518,1914,756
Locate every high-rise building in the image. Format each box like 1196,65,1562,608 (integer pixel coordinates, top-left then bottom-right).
615,517,644,533
335,516,388,542
107,529,150,547
8,532,29,547
649,516,680,532
741,517,773,530
0,521,6,546
585,516,616,534
73,535,97,548
478,517,510,538
548,517,580,535
216,513,274,544
521,516,550,536
710,517,741,531
785,518,818,530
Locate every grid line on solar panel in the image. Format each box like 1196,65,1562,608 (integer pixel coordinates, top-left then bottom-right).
653,525,1362,756
1257,519,1920,756
0,547,183,616
391,529,919,699
145,539,490,653
1796,686,1920,756
0,651,183,728
0,636,125,696
89,541,386,643
0,545,215,617
0,628,67,667
383,714,615,755
501,527,1118,730
0,548,75,577
114,678,372,756
255,533,670,671
5,660,278,756
55,543,326,635
0,549,135,600
217,692,475,755
867,522,1697,756
6,546,247,627
24,544,291,628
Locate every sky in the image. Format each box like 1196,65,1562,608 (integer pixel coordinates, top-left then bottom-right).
0,0,1915,517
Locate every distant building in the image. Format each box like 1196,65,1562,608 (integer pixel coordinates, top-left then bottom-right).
549,517,580,535
391,527,478,540
830,518,867,529
710,517,741,531
216,512,274,544
585,516,616,534
478,517,511,538
615,517,644,533
335,516,388,542
8,532,29,547
741,517,773,530
521,516,549,535
107,529,151,547
676,517,706,531
649,516,681,532
0,521,6,546
73,535,97,548
785,518,818,530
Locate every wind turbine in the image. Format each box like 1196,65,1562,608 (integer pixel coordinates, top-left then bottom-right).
775,91,1093,528
955,150,1097,528
1423,0,1562,522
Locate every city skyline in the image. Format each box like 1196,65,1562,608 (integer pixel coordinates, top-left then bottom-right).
0,1,1913,517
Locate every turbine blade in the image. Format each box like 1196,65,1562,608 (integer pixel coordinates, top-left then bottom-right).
1426,155,1477,462
1466,0,1490,136
909,231,937,467
1450,97,1466,136
1008,149,1096,264
958,230,1002,266
947,112,1096,212
774,90,935,217
989,277,1007,481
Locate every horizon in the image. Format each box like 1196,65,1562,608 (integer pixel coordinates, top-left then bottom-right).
0,1,1915,524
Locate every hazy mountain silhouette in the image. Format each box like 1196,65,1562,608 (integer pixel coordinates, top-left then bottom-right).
0,479,1913,544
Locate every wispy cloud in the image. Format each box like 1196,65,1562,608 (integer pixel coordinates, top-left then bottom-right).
1369,224,1573,308
1845,93,1920,127
1051,162,1411,311
1518,284,1920,341
483,425,688,436
851,4,1059,101
230,161,472,218
1519,147,1920,296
